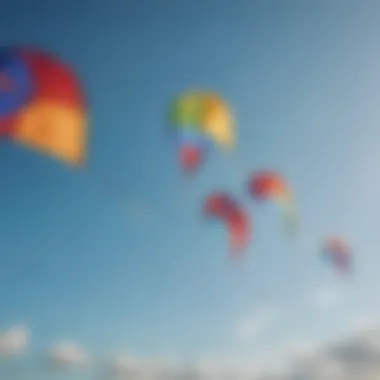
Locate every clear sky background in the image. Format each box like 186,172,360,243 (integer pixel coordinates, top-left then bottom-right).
1,0,380,378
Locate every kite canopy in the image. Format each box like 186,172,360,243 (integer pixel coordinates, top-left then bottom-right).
0,45,87,166
168,90,235,173
247,171,287,199
170,91,235,148
203,192,240,218
203,192,251,256
247,170,298,233
322,236,352,274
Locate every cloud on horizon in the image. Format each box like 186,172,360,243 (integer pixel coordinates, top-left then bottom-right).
46,341,88,370
105,324,380,379
263,326,380,380
2,320,380,379
0,325,29,356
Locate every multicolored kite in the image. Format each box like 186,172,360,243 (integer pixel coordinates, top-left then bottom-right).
0,45,87,166
168,90,235,172
322,236,352,275
247,170,298,233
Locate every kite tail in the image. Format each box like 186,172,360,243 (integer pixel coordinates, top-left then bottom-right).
228,215,250,257
278,193,298,234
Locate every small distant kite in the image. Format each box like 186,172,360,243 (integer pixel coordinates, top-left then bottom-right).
168,90,235,173
322,236,352,275
0,45,87,166
246,170,298,233
203,192,251,256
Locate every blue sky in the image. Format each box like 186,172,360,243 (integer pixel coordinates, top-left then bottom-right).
1,0,380,378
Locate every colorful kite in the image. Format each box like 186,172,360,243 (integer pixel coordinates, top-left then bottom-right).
246,170,298,233
203,192,251,256
322,236,352,275
168,90,235,172
0,45,87,166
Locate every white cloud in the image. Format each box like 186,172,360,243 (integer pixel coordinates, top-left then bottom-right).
194,356,263,380
105,324,380,379
107,354,144,378
47,341,87,369
347,314,379,334
235,308,276,342
107,354,180,380
0,325,29,356
4,320,380,380
282,339,316,364
106,354,263,380
274,326,380,380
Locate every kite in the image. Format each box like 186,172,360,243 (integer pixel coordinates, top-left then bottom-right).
203,192,251,256
0,45,87,166
322,236,352,275
168,90,235,172
247,170,298,233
